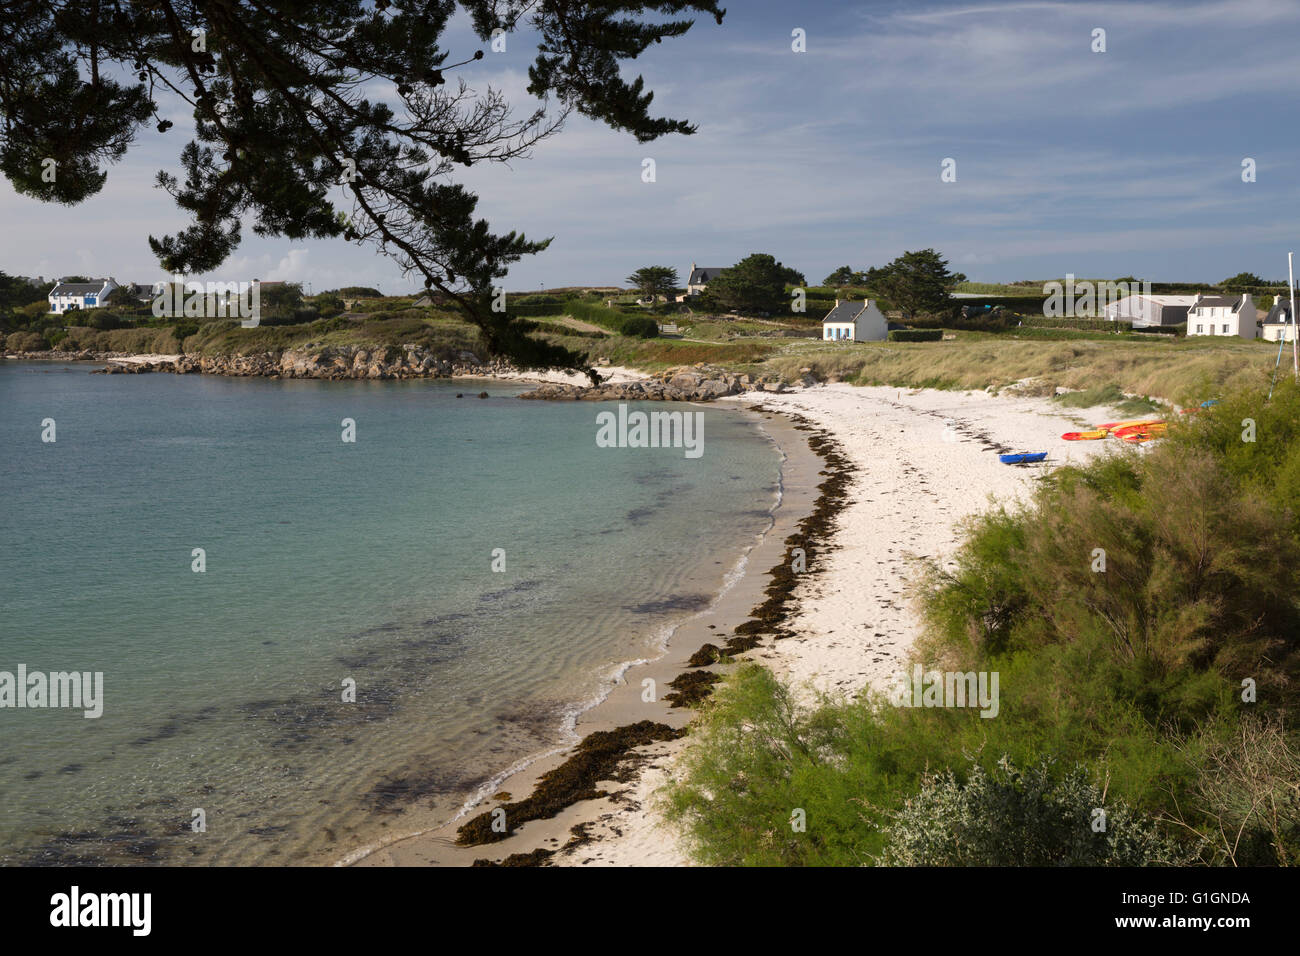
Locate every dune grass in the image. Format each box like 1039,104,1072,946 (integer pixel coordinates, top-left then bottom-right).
762,338,1279,405
1053,383,1163,416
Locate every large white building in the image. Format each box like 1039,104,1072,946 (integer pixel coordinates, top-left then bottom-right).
48,278,118,313
822,298,888,342
1186,293,1258,339
1101,294,1197,328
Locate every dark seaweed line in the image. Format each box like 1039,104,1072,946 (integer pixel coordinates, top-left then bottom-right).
461,407,856,864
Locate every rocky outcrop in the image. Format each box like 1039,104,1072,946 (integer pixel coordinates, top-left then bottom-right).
518,363,800,403
85,345,509,380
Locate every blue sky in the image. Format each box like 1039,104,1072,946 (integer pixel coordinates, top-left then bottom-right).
3,0,1298,293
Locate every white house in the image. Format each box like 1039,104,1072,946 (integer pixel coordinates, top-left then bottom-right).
1261,294,1298,343
1101,294,1197,328
677,262,727,300
1186,293,1258,339
822,298,888,342
48,278,119,313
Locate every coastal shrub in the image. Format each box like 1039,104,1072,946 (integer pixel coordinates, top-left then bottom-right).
878,756,1194,866
4,330,44,351
888,329,943,342
5,335,45,353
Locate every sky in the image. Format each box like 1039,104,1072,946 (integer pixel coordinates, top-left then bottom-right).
3,0,1299,294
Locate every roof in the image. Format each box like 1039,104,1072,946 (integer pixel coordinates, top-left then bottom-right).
49,280,109,297
1265,299,1296,324
1189,295,1246,312
822,300,871,324
687,267,726,285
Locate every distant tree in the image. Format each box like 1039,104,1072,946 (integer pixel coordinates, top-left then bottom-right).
313,293,346,318
260,282,304,318
706,253,797,314
0,271,51,311
824,266,853,286
330,287,384,299
867,249,966,318
626,266,679,302
1222,272,1265,291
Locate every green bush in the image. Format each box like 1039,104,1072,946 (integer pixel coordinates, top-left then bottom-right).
879,756,1194,865
889,328,943,342
4,330,45,351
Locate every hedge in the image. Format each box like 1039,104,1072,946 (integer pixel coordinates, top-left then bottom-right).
1018,316,1132,332
888,328,944,342
562,301,659,338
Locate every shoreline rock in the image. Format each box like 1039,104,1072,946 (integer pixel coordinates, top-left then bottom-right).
518,363,790,403
4,351,811,400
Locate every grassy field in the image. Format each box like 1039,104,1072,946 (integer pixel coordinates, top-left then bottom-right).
760,336,1281,405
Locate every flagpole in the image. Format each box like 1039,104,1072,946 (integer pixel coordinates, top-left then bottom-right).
1290,252,1298,381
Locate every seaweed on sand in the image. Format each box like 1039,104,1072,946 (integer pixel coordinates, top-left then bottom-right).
663,670,721,708
455,720,684,846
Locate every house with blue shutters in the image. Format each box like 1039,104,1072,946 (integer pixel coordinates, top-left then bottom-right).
47,278,119,314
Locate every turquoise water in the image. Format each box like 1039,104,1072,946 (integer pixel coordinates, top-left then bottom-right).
0,361,781,864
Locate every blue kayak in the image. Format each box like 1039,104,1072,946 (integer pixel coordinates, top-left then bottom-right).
999,452,1047,464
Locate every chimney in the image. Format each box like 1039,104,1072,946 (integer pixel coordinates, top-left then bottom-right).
834,297,840,308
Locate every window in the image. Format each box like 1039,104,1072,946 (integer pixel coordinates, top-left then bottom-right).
1222,324,1229,334
1196,324,1202,333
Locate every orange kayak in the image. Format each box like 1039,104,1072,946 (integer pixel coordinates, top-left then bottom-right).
1117,422,1167,442
1108,420,1165,437
1061,429,1109,441
1097,419,1159,434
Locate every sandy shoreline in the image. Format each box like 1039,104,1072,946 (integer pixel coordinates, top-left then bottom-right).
350,382,1128,867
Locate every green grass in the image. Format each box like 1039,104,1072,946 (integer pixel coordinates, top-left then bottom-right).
1053,383,1162,416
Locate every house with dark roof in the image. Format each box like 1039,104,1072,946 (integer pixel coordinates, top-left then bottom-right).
1186,293,1258,339
1261,294,1298,343
47,278,119,314
822,298,888,342
678,262,727,300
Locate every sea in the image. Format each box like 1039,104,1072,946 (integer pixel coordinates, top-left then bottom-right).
0,360,781,864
